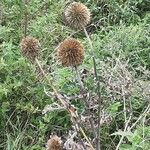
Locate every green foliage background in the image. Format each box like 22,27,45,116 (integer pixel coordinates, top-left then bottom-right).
0,0,150,149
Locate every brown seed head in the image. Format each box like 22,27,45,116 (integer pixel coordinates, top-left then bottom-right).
20,36,40,61
47,135,62,150
64,2,91,29
57,38,84,67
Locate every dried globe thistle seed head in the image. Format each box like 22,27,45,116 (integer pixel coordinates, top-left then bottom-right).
46,135,62,150
20,36,40,61
57,38,84,67
64,2,91,29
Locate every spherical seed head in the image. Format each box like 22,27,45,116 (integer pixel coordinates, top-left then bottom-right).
20,36,40,61
46,135,62,150
64,2,91,29
57,38,84,67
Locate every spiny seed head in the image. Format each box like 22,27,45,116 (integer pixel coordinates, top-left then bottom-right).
57,38,84,67
46,135,62,150
20,36,40,61
64,2,91,29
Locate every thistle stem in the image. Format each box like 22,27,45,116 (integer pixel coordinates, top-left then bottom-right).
83,27,101,150
24,0,28,37
74,66,97,144
74,66,84,90
35,58,65,106
35,58,94,149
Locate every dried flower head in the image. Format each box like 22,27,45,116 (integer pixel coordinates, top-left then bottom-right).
64,2,91,29
20,36,40,61
57,38,84,67
46,135,62,150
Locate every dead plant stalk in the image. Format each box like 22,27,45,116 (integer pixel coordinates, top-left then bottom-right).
83,26,101,150
35,58,95,150
74,66,97,139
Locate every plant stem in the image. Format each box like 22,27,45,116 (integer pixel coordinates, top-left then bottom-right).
80,127,95,150
83,27,101,150
35,58,65,106
74,66,84,90
74,66,97,139
24,0,28,37
35,58,94,149
122,86,127,124
130,104,150,130
115,114,132,150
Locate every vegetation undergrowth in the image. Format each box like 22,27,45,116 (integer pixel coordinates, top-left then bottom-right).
0,0,150,150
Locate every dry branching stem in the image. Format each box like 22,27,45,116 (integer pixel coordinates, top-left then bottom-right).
35,58,95,150
83,26,101,150
74,66,97,140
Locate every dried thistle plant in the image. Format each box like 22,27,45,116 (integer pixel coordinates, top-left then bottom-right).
20,36,40,62
64,3,102,149
57,38,84,67
64,2,91,29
